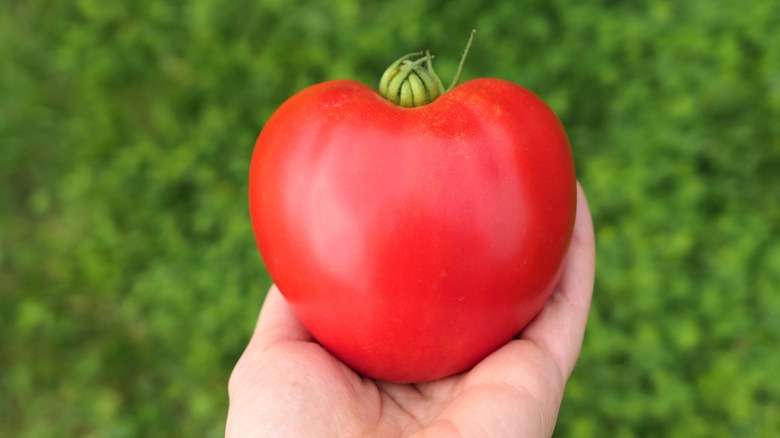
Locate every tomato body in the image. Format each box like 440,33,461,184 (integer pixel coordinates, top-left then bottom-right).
249,78,576,383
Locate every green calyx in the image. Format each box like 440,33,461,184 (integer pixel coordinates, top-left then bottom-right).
378,30,476,108
378,51,444,108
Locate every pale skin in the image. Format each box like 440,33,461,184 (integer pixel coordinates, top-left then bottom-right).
227,184,595,437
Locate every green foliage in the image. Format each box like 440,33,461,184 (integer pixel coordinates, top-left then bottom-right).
2,0,778,436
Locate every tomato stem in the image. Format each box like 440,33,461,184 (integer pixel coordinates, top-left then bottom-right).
447,29,476,92
378,30,476,108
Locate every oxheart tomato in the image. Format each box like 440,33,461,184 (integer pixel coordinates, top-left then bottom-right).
249,75,576,383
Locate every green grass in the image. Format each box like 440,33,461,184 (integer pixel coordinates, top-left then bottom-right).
2,0,779,436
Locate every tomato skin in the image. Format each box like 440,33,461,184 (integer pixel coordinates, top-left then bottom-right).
249,78,576,383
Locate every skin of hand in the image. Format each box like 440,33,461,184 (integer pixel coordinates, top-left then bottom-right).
227,183,595,438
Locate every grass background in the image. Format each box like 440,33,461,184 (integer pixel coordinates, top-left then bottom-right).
2,0,779,436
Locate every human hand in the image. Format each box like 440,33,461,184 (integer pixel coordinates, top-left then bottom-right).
227,184,595,437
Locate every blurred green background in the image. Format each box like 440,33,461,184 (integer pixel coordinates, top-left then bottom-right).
2,0,779,436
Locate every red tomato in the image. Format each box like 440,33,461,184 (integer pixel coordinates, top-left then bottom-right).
249,75,576,383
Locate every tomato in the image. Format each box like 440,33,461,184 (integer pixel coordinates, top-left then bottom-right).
248,42,576,383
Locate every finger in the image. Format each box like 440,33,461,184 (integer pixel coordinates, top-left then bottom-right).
522,183,595,379
250,284,314,348
229,285,314,396
557,183,597,308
